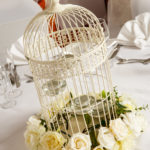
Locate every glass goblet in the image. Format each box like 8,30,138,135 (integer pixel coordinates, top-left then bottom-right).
0,66,16,108
98,18,110,42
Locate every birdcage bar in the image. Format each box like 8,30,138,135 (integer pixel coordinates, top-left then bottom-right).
88,73,102,125
104,61,116,119
72,74,90,133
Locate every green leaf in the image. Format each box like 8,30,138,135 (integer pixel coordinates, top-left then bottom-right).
84,114,92,126
50,123,55,131
107,92,111,100
115,100,132,116
70,92,73,98
40,119,48,131
101,90,106,98
62,113,69,130
113,86,120,100
116,101,127,109
135,104,149,111
57,127,61,133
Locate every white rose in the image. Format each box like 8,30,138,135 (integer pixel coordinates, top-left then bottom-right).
93,145,103,150
119,95,136,110
40,131,66,150
121,112,148,137
49,91,72,116
112,143,120,150
27,116,46,135
121,112,141,137
66,133,91,150
120,133,136,150
28,116,41,126
110,118,128,141
97,127,116,150
136,112,148,132
24,129,41,150
24,116,46,150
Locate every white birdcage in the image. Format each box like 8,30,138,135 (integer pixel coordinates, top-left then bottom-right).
24,0,116,143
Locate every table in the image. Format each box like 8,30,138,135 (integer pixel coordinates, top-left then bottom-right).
0,53,150,150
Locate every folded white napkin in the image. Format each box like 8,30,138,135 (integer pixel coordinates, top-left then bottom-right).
7,36,27,65
117,12,150,49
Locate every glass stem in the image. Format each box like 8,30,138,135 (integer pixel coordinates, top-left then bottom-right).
5,70,14,93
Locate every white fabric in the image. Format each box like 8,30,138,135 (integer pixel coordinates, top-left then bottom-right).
117,13,150,49
7,36,27,65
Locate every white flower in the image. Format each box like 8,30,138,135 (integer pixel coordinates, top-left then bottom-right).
120,133,136,150
28,116,41,126
24,129,39,150
136,112,148,132
40,131,66,150
119,94,136,110
112,142,120,150
24,116,46,150
66,133,91,150
121,112,148,137
27,116,46,134
49,91,72,116
97,127,116,150
93,145,103,150
110,118,128,141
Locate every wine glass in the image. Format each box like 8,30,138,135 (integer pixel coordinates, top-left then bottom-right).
98,18,110,41
0,66,16,108
4,68,22,99
0,66,7,95
98,18,117,68
6,50,22,98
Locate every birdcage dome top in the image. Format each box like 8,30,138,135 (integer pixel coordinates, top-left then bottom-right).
24,0,107,79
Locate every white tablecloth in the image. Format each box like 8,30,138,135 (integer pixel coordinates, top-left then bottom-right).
0,48,150,150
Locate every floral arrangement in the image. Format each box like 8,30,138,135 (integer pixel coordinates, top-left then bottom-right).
24,89,148,150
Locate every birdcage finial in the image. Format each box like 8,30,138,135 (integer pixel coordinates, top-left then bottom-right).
46,0,60,10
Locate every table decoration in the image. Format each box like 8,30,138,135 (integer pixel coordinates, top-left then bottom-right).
24,90,148,150
23,0,148,149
